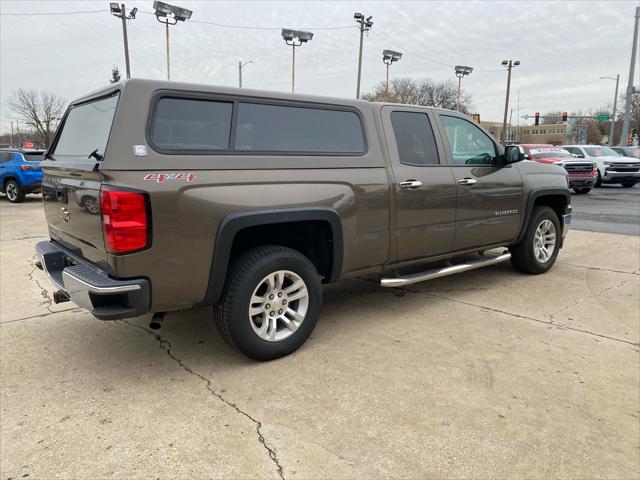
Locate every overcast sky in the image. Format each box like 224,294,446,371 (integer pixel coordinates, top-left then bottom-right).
0,0,635,132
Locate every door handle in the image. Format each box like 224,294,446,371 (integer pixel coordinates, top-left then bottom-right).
399,180,423,189
458,178,478,185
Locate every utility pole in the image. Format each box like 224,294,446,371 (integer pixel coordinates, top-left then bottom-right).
501,59,520,144
110,3,137,79
454,65,473,112
354,13,373,99
153,1,194,81
281,29,313,94
601,75,621,146
238,60,252,88
620,6,640,146
165,22,171,80
10,121,14,148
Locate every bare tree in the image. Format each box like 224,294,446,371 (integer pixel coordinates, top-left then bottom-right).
110,66,122,84
540,111,563,125
362,78,474,114
9,89,66,148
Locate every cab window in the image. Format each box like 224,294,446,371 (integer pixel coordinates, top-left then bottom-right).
390,111,439,166
440,115,498,166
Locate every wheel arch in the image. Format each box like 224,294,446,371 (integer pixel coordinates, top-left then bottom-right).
199,207,343,306
515,188,570,245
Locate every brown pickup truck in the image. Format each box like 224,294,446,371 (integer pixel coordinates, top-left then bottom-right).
35,79,571,360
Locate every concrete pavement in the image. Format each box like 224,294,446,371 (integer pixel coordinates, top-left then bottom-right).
1,198,639,479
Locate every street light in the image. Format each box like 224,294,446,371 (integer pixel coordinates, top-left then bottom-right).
501,59,520,144
382,50,402,101
109,3,137,79
153,1,193,81
454,65,473,112
281,29,313,93
600,75,621,146
354,12,373,99
238,60,253,88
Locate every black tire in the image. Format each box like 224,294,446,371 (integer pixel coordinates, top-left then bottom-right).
509,206,561,275
595,171,602,187
621,182,636,188
215,245,322,361
4,180,25,203
573,187,591,194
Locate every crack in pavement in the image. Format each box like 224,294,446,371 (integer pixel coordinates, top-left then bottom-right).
1,307,81,325
119,320,285,480
26,257,55,314
559,262,640,276
3,235,49,242
356,278,639,348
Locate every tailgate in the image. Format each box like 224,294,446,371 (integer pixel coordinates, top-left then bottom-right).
41,92,119,264
42,167,105,263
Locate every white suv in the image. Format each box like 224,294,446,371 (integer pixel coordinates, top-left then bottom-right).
562,145,640,188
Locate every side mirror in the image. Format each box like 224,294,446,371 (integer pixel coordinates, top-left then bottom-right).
503,145,524,164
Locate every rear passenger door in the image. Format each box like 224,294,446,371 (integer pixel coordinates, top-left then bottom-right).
436,114,523,251
382,107,457,262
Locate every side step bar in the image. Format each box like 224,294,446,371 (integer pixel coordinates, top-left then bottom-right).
381,252,511,288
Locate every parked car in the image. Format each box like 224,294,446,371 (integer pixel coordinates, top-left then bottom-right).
35,79,572,360
0,148,45,202
611,146,640,159
517,144,597,194
562,145,640,187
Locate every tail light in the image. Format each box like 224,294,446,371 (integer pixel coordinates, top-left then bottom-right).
20,164,39,171
100,186,151,254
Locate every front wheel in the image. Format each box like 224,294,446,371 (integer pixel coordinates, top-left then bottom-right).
510,206,561,274
621,182,636,188
4,180,25,203
573,187,591,194
215,245,322,360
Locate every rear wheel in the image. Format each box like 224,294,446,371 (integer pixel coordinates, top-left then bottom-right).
215,245,322,360
621,182,636,188
573,187,591,194
4,180,24,203
510,206,561,274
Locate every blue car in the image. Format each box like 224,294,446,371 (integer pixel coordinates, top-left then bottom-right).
0,148,45,203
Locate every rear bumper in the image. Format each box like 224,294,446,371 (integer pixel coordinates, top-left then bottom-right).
35,241,150,320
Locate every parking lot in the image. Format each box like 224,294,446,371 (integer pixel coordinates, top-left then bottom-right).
1,190,639,479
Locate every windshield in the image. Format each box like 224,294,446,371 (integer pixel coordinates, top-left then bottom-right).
23,152,44,162
583,146,619,157
52,93,119,160
529,148,572,159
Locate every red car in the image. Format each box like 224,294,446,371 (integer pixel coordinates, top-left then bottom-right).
517,144,597,194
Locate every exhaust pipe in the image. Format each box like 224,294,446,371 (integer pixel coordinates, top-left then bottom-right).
149,312,165,330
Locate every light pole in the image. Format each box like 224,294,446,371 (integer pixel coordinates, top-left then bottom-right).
281,29,313,93
354,12,373,99
109,3,137,79
501,59,520,144
601,75,620,146
382,50,402,101
153,1,193,81
454,65,473,112
238,60,253,88
620,6,639,146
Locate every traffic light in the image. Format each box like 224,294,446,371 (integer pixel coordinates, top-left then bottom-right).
472,113,480,123
534,112,540,126
562,112,568,122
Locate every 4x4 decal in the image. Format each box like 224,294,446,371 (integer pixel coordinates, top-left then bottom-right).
143,172,197,183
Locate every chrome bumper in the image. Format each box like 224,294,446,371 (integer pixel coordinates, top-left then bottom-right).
35,241,150,320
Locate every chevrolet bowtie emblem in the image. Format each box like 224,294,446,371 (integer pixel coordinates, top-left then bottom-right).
59,207,70,222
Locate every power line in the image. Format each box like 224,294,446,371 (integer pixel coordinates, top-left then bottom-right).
0,9,108,16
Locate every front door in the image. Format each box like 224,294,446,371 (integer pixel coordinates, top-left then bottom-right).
382,107,457,262
436,114,523,251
